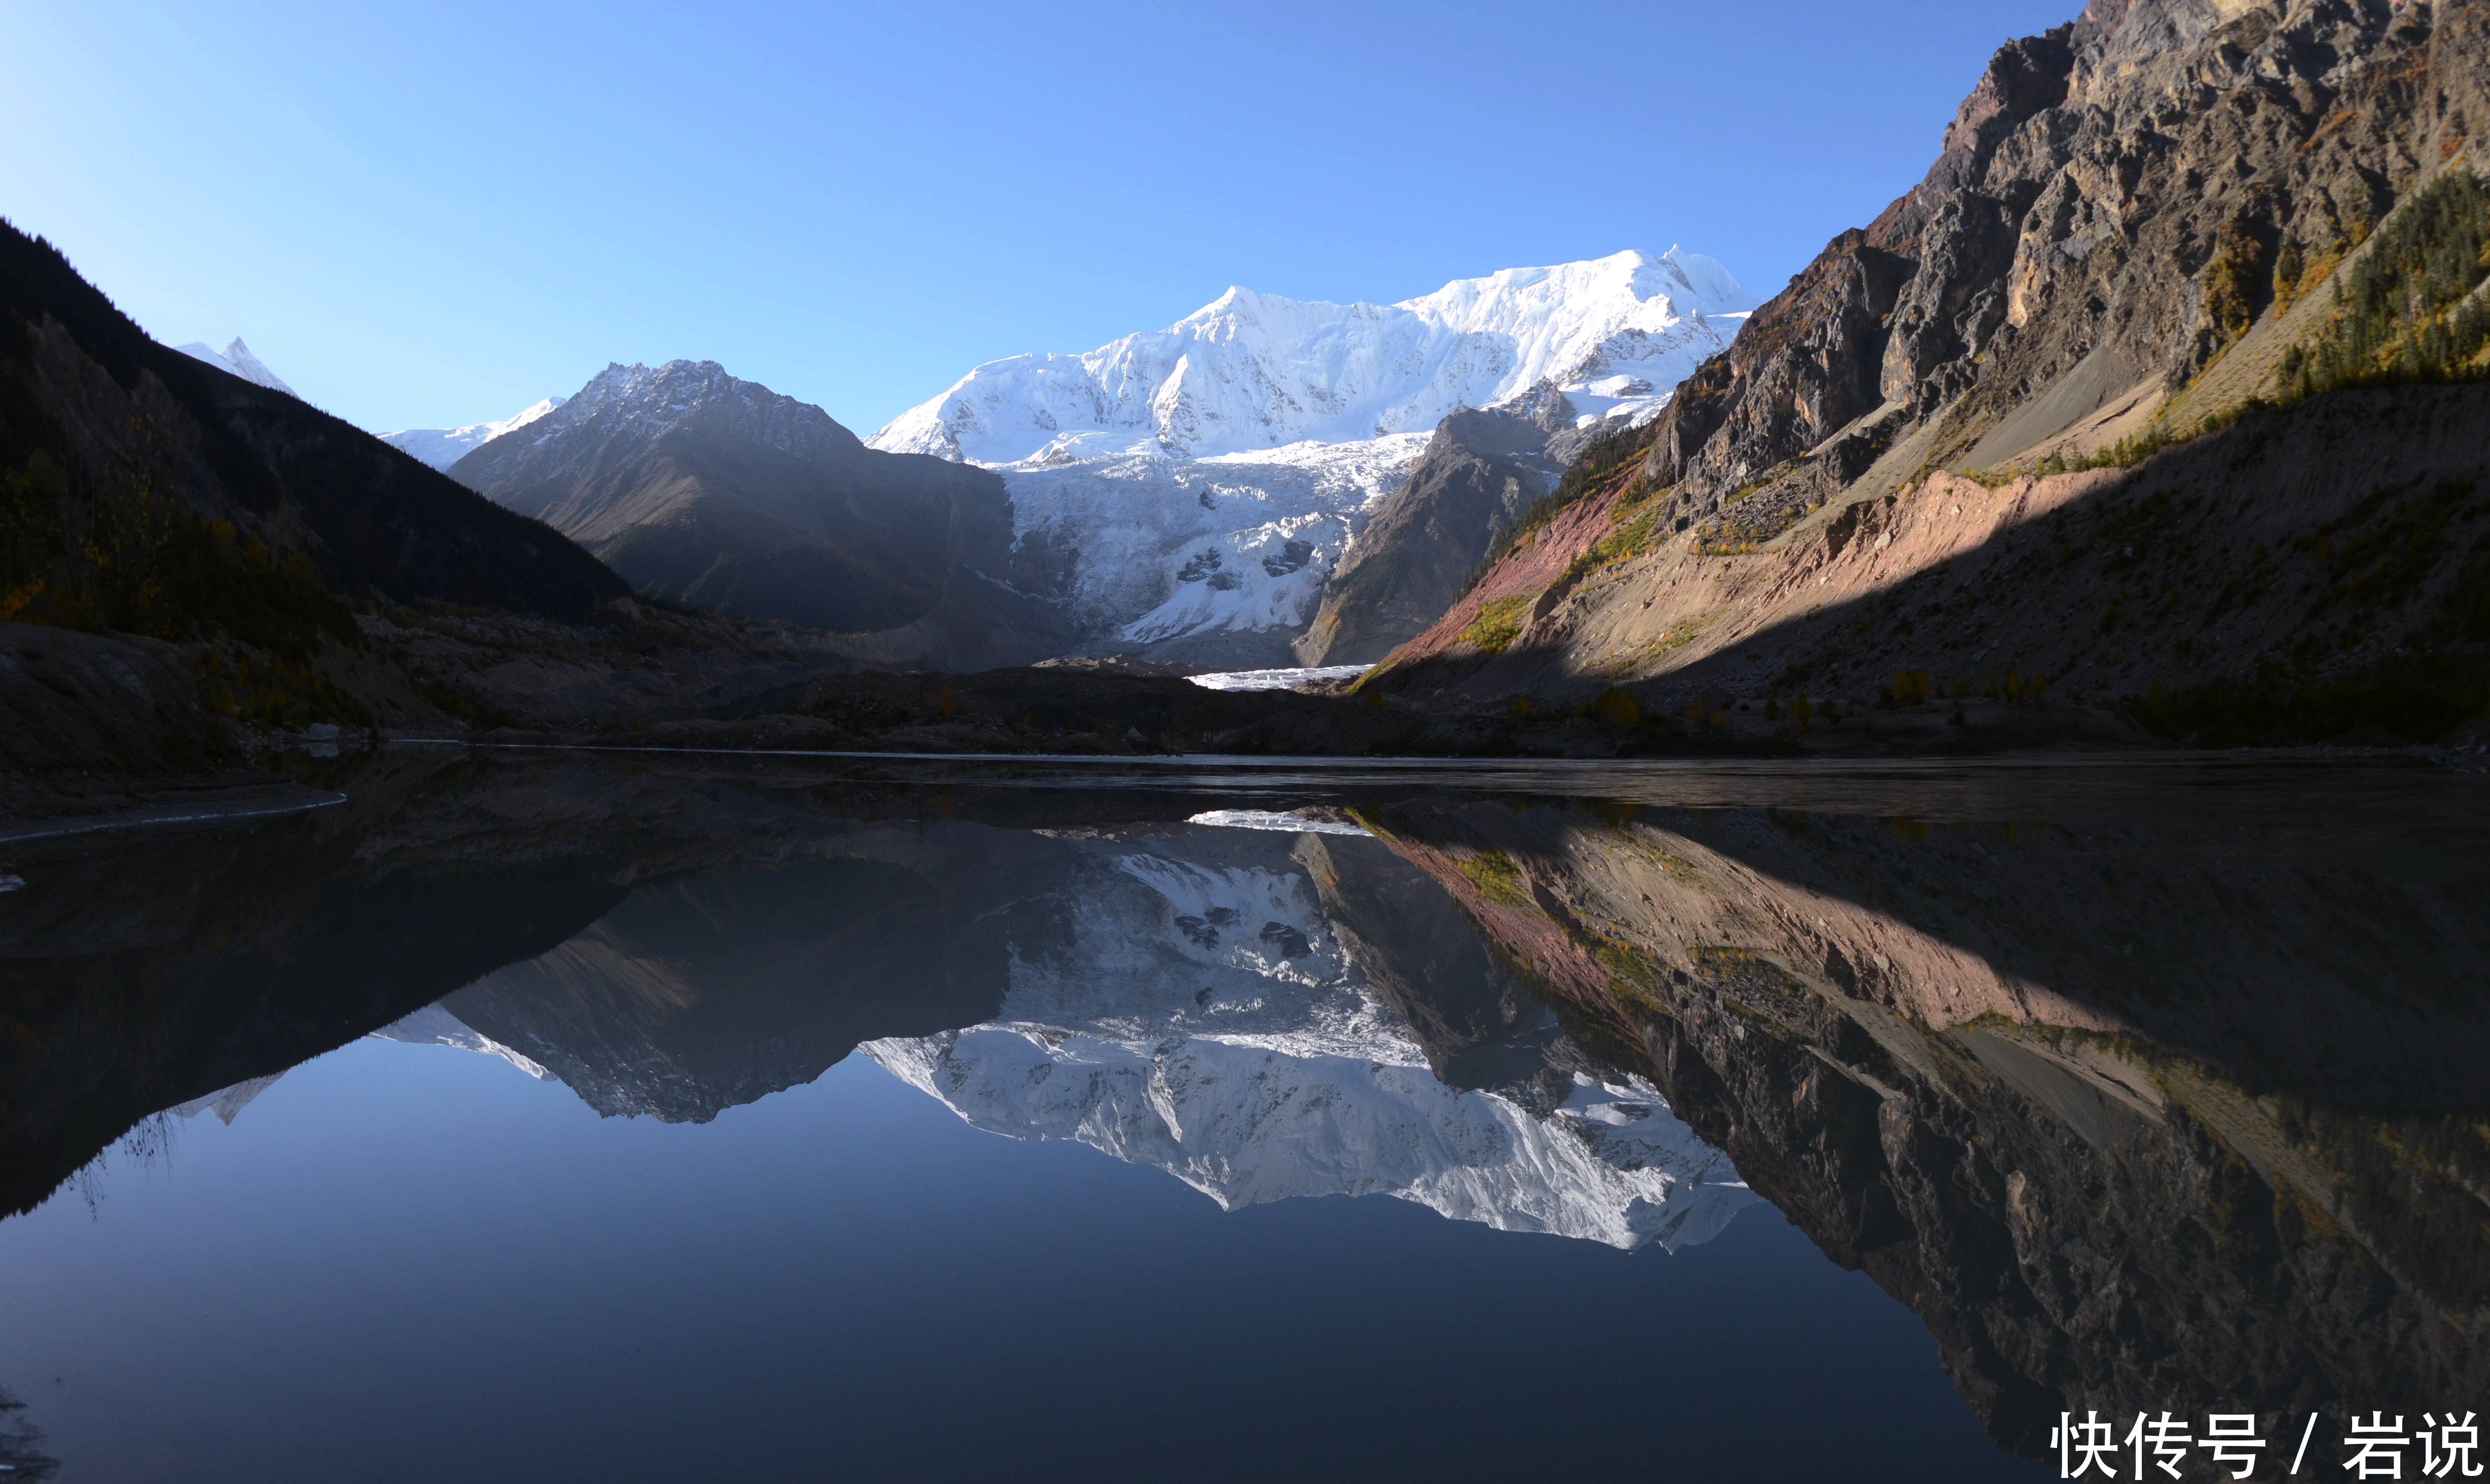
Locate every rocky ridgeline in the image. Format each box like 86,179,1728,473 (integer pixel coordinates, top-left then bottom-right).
1374,0,2490,750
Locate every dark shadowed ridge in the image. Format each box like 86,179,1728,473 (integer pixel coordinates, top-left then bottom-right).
449,360,1072,667
0,218,628,616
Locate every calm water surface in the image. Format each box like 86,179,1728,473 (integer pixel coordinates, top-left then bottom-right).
0,750,2481,1481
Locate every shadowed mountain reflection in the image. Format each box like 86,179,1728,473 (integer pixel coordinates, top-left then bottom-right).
1341,781,2490,1453
438,857,1007,1124
3,751,2482,1466
0,1387,58,1481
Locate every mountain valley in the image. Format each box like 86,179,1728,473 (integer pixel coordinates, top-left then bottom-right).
383,250,1751,673
13,6,2490,1478
5,0,2488,825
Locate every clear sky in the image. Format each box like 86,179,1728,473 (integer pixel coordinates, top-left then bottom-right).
1,0,2078,438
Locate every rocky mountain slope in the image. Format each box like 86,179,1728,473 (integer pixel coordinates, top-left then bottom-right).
451,360,1071,667
1294,395,1571,665
382,395,564,471
871,250,1751,666
1370,0,2490,747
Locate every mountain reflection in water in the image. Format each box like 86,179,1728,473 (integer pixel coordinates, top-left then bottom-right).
0,750,2481,1476
382,811,1754,1251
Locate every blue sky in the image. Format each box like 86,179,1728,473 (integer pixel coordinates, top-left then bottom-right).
1,0,2077,437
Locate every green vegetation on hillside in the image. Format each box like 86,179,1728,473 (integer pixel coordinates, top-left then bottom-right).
2201,199,2275,350
2121,475,2490,744
2,447,375,728
2123,651,2489,745
1459,595,1528,654
2279,167,2490,397
1978,169,2490,488
1557,483,1671,590
1,449,359,659
1454,849,1534,909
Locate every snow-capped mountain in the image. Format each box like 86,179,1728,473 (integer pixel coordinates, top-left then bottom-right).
174,337,294,395
875,249,1750,464
869,249,1750,662
168,1072,285,1126
496,361,868,475
381,395,566,472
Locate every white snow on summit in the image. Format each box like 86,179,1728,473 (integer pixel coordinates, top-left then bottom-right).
873,248,1749,464
175,337,295,396
381,395,567,473
867,249,1750,656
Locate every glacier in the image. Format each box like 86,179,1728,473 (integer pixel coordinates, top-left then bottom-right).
1186,665,1370,693
869,248,1751,658
380,395,567,473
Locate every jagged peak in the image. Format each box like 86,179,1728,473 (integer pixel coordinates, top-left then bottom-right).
172,336,296,396
870,247,1751,465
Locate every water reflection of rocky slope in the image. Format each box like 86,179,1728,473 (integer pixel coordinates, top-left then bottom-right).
1353,783,2490,1450
0,753,640,1214
0,754,1089,1211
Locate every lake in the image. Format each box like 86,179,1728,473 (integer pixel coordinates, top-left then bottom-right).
1,749,2482,1481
